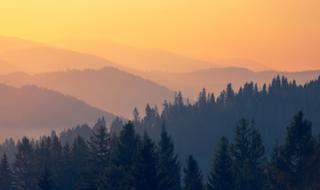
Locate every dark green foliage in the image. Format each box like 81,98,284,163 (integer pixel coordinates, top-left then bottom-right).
0,110,319,190
135,76,320,171
71,136,90,189
231,119,266,190
87,118,110,189
0,154,13,190
183,156,204,190
133,133,159,190
111,122,140,190
269,112,317,190
13,137,38,190
207,137,234,190
38,167,53,190
157,126,181,190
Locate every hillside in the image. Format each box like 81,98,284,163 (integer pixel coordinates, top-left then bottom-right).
0,67,175,117
0,84,116,140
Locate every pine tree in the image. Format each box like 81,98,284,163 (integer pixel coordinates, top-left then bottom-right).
71,136,90,189
134,133,159,190
231,119,266,190
87,119,110,189
58,144,73,190
207,137,234,190
270,111,316,190
0,154,13,190
111,122,139,190
183,155,204,190
157,126,181,190
38,166,53,190
13,137,38,190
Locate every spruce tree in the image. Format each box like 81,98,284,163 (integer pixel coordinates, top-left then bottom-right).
13,137,38,190
270,111,316,190
157,126,181,190
38,166,53,190
207,137,234,190
183,155,204,190
87,120,110,189
0,154,13,190
71,136,90,189
134,133,159,190
111,122,139,190
231,119,266,190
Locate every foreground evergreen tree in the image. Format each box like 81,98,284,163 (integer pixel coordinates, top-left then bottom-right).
13,137,38,190
0,154,13,190
269,111,316,190
38,167,53,190
157,126,181,190
207,137,234,190
231,119,266,190
134,133,159,190
71,136,90,189
183,156,204,190
87,119,110,189
111,122,140,190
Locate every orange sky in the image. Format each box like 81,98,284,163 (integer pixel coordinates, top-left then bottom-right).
0,0,319,71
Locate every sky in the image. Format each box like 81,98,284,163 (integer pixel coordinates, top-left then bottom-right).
0,0,319,71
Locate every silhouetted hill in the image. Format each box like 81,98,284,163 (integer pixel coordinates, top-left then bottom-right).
0,67,175,117
0,84,116,140
140,67,320,98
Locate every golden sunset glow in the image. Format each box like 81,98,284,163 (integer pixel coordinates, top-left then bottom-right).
0,0,320,71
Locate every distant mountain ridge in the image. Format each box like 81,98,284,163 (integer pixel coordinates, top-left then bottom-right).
140,67,320,98
0,67,175,117
0,36,118,74
0,84,116,140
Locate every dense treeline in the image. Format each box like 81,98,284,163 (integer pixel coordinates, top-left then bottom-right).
0,111,320,189
121,76,320,170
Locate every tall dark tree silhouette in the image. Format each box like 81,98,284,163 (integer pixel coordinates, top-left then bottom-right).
134,133,159,190
38,166,53,190
13,137,38,190
157,125,181,190
207,137,234,190
183,155,204,190
111,122,140,190
269,111,316,190
87,119,110,189
231,119,266,190
0,154,13,190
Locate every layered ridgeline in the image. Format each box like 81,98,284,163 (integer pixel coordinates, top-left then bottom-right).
140,67,320,98
110,76,320,170
0,84,116,140
0,67,174,118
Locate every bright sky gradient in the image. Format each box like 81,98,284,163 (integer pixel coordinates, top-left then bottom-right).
0,0,320,71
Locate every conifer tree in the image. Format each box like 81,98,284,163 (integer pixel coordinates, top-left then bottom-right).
231,119,266,190
38,166,53,190
0,154,13,190
183,155,204,190
13,137,38,190
71,136,90,189
270,111,316,190
111,122,140,190
134,133,159,190
207,137,234,190
87,119,110,189
157,126,181,190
